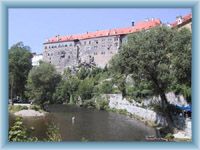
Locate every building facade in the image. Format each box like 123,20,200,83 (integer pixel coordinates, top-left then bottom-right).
32,53,43,66
170,13,192,31
43,13,192,73
43,19,161,73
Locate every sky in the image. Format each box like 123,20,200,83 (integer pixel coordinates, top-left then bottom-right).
9,8,191,54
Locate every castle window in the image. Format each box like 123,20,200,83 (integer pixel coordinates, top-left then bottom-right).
68,56,70,59
65,44,68,47
48,53,50,56
45,46,47,49
95,40,98,44
94,46,98,49
114,43,118,47
114,37,118,41
69,43,72,46
89,41,91,44
84,41,86,45
102,38,105,41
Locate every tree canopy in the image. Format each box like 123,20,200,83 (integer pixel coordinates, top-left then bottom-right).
109,26,192,108
26,62,61,106
9,42,32,100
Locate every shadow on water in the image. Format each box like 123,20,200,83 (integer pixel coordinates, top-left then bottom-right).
9,104,157,141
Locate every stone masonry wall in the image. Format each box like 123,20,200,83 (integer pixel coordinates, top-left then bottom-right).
43,35,121,72
106,94,168,127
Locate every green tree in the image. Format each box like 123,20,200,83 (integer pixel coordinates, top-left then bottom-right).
9,42,32,102
53,75,80,104
170,28,192,102
26,62,61,107
78,78,95,100
110,27,176,109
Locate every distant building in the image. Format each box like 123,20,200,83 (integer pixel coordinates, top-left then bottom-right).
43,13,192,73
43,18,161,73
170,13,192,31
32,53,43,66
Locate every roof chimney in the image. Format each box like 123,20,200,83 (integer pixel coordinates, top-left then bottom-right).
176,16,183,25
132,21,134,26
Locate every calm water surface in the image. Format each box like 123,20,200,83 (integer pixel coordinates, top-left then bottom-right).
9,104,157,141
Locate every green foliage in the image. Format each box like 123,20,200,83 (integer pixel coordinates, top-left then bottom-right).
9,42,32,100
9,105,28,113
165,133,174,140
9,117,38,142
95,96,109,110
170,28,192,87
82,100,96,109
81,137,89,142
77,66,90,80
109,26,191,109
53,75,80,104
30,105,41,111
96,80,113,94
78,78,95,101
9,117,62,142
26,62,61,107
45,123,62,142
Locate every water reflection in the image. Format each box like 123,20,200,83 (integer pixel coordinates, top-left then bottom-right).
9,104,156,141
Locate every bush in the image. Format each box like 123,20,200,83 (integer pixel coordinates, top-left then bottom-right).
98,81,113,94
9,105,28,113
45,123,62,142
82,100,96,109
95,97,109,110
30,105,41,111
165,133,174,140
78,78,95,100
9,117,38,142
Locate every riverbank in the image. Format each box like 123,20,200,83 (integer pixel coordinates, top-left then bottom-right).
14,109,45,117
80,94,191,141
9,104,46,117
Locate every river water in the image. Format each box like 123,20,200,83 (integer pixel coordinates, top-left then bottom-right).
9,104,157,141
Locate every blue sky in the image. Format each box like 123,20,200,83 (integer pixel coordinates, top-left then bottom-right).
9,8,191,54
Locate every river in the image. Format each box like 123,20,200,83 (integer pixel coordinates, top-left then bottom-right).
9,104,157,141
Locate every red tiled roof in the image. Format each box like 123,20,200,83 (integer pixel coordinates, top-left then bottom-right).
170,13,192,28
45,19,161,44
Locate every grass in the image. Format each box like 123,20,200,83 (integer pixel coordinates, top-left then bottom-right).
9,105,29,113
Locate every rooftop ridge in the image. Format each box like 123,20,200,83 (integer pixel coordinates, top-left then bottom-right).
45,18,161,44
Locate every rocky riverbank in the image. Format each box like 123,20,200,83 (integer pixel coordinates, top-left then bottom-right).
9,104,46,117
14,109,45,117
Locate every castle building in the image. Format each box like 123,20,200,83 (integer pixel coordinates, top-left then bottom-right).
43,13,192,73
43,19,161,73
170,13,192,31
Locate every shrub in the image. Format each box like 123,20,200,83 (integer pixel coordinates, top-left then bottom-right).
9,117,38,142
95,97,109,110
82,100,96,109
9,105,28,113
30,105,41,111
45,123,62,142
165,133,174,140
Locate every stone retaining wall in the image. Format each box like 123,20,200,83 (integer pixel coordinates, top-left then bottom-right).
106,94,168,127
